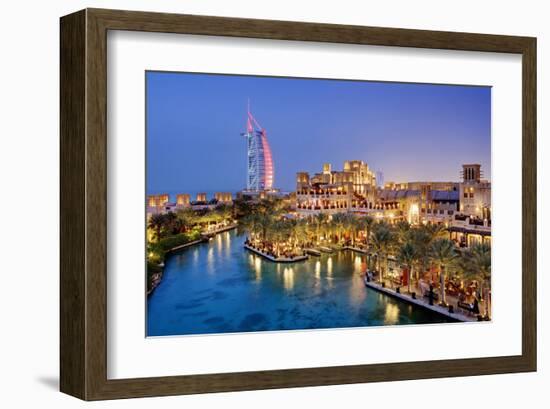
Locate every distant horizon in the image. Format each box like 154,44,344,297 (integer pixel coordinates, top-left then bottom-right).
146,172,491,198
146,72,491,195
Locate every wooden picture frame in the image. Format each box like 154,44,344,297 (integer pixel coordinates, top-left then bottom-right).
60,8,537,400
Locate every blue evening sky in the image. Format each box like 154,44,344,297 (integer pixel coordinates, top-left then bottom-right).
146,71,491,195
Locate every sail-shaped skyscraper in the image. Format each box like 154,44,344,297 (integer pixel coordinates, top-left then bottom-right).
243,105,274,191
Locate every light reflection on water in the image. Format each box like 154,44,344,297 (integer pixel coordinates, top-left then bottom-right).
384,303,400,325
216,234,222,254
283,267,295,291
147,230,455,336
254,257,262,281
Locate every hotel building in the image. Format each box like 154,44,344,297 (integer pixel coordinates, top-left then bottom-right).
243,107,274,192
176,193,191,207
296,160,378,214
296,161,491,248
450,164,491,247
146,191,235,219
147,194,169,209
214,192,233,204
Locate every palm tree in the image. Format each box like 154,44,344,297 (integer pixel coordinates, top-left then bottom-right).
313,213,328,243
410,224,444,281
240,212,262,240
359,215,376,266
233,197,254,219
270,219,287,256
397,241,417,293
258,213,273,242
331,213,348,244
362,215,375,243
215,203,233,224
462,242,491,317
176,208,198,232
395,220,411,245
258,196,288,218
424,223,448,241
346,214,359,246
294,219,309,250
163,212,179,235
430,238,458,305
147,213,166,242
371,223,393,283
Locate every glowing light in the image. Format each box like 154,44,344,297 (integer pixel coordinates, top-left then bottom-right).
384,303,399,325
254,257,262,280
354,256,362,274
217,234,222,253
315,260,321,278
283,267,295,290
206,247,214,274
408,203,420,224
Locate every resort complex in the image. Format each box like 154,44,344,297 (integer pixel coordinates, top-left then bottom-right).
146,105,492,333
147,158,492,321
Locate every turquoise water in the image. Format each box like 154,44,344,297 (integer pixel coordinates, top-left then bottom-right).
147,230,454,336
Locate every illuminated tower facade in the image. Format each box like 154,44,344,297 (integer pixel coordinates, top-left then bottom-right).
243,105,274,191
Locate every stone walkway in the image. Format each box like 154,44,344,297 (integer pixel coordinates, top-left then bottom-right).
363,278,480,322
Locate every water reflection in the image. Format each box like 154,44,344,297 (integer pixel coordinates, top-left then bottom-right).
384,303,400,325
206,247,214,274
148,230,454,336
225,232,231,255
216,234,222,253
254,257,262,280
283,267,295,291
354,256,362,274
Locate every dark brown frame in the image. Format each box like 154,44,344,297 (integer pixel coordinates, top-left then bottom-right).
60,8,537,400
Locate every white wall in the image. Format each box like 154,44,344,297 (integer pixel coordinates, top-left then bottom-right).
0,0,546,407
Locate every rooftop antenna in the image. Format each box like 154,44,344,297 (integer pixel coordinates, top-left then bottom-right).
246,98,253,133
247,99,263,131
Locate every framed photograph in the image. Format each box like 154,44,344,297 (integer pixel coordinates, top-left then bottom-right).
60,8,537,400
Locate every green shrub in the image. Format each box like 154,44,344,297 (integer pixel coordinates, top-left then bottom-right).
157,232,200,252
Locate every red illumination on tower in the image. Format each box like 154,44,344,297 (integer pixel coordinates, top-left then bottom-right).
243,101,274,191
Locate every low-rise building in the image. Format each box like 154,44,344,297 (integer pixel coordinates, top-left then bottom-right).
214,192,233,204
176,193,190,207
147,194,169,209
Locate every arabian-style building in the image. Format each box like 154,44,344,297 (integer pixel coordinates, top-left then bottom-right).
146,191,236,219
195,193,207,203
214,192,233,204
450,164,491,247
147,194,169,210
459,164,491,219
296,160,378,214
295,161,491,248
176,193,191,207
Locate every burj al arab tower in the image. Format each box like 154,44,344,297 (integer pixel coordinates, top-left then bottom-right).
243,104,274,191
